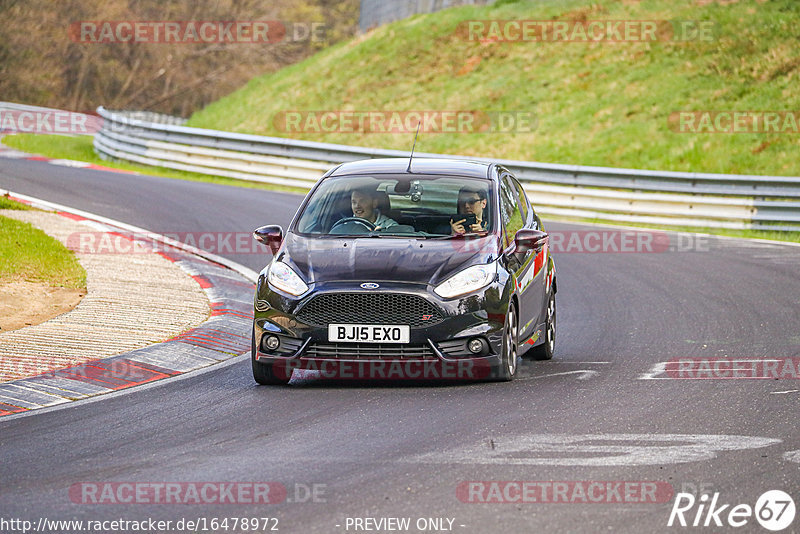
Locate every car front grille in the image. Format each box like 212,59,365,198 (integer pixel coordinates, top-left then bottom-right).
296,293,444,328
303,342,437,360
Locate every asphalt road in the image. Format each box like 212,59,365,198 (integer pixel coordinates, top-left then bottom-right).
1,158,800,534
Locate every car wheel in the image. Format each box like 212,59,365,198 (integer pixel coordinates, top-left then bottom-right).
494,303,519,381
251,331,291,385
531,291,556,360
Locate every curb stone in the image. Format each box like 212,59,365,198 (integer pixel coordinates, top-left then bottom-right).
0,193,257,417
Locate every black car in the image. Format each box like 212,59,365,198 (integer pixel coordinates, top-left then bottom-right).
251,158,556,384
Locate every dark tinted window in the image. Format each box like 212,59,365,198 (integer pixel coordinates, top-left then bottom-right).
499,175,524,247
512,177,529,222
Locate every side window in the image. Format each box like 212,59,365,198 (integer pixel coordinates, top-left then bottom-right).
512,177,529,223
513,177,541,230
500,175,524,248
514,178,542,230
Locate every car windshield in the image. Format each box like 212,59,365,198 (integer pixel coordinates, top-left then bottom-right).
294,174,496,238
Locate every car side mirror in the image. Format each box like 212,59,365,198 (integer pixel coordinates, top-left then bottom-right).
514,229,548,255
253,225,283,255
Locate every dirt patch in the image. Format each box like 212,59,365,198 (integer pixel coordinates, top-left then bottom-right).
0,280,85,332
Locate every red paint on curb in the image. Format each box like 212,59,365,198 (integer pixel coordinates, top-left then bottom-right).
86,164,138,174
57,211,86,222
52,358,177,390
210,309,252,319
191,275,212,288
155,250,179,262
0,403,27,414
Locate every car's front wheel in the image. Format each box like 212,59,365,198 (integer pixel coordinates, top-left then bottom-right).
251,331,291,385
531,291,556,360
494,303,519,381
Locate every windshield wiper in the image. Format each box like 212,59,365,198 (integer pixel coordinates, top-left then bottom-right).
366,231,430,238
430,232,489,240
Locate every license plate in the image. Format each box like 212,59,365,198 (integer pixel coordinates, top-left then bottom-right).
328,324,410,344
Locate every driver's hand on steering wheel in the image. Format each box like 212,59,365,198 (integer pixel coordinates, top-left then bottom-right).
330,216,376,233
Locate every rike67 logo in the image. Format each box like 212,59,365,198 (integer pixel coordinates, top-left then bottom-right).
668,490,796,531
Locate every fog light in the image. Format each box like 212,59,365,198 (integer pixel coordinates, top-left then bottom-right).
263,335,280,351
468,338,484,354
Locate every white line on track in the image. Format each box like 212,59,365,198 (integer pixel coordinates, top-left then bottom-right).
518,370,599,381
784,450,800,463
542,361,610,364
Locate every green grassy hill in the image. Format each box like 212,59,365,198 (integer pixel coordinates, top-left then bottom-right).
187,0,800,176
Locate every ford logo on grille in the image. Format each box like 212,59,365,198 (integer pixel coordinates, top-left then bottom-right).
360,282,380,289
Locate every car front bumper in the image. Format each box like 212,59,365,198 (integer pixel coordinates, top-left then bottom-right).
253,279,509,380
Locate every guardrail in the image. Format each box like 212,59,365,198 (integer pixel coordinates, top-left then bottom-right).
94,106,800,231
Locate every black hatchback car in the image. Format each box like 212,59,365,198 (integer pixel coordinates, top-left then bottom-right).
251,158,556,384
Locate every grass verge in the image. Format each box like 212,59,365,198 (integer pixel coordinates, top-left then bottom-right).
0,195,34,211
188,0,800,177
0,215,86,288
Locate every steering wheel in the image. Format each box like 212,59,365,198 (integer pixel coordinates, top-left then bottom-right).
330,217,376,234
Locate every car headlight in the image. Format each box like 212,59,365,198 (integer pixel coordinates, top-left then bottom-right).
267,261,308,296
434,263,496,299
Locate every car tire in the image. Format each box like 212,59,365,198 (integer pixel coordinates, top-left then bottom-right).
251,331,291,385
531,291,556,361
494,303,519,381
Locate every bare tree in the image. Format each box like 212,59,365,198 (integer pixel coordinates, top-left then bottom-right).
0,0,358,116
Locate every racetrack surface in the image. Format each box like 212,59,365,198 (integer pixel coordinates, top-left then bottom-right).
2,158,800,533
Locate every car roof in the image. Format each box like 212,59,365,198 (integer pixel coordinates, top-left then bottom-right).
327,158,494,180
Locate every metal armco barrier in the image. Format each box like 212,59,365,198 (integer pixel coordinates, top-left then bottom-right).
94,106,800,231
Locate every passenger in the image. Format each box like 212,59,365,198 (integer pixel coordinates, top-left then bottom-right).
348,187,398,230
450,186,488,234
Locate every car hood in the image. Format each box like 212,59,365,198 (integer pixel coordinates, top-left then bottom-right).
280,233,501,286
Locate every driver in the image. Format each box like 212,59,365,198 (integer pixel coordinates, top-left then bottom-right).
347,187,398,230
